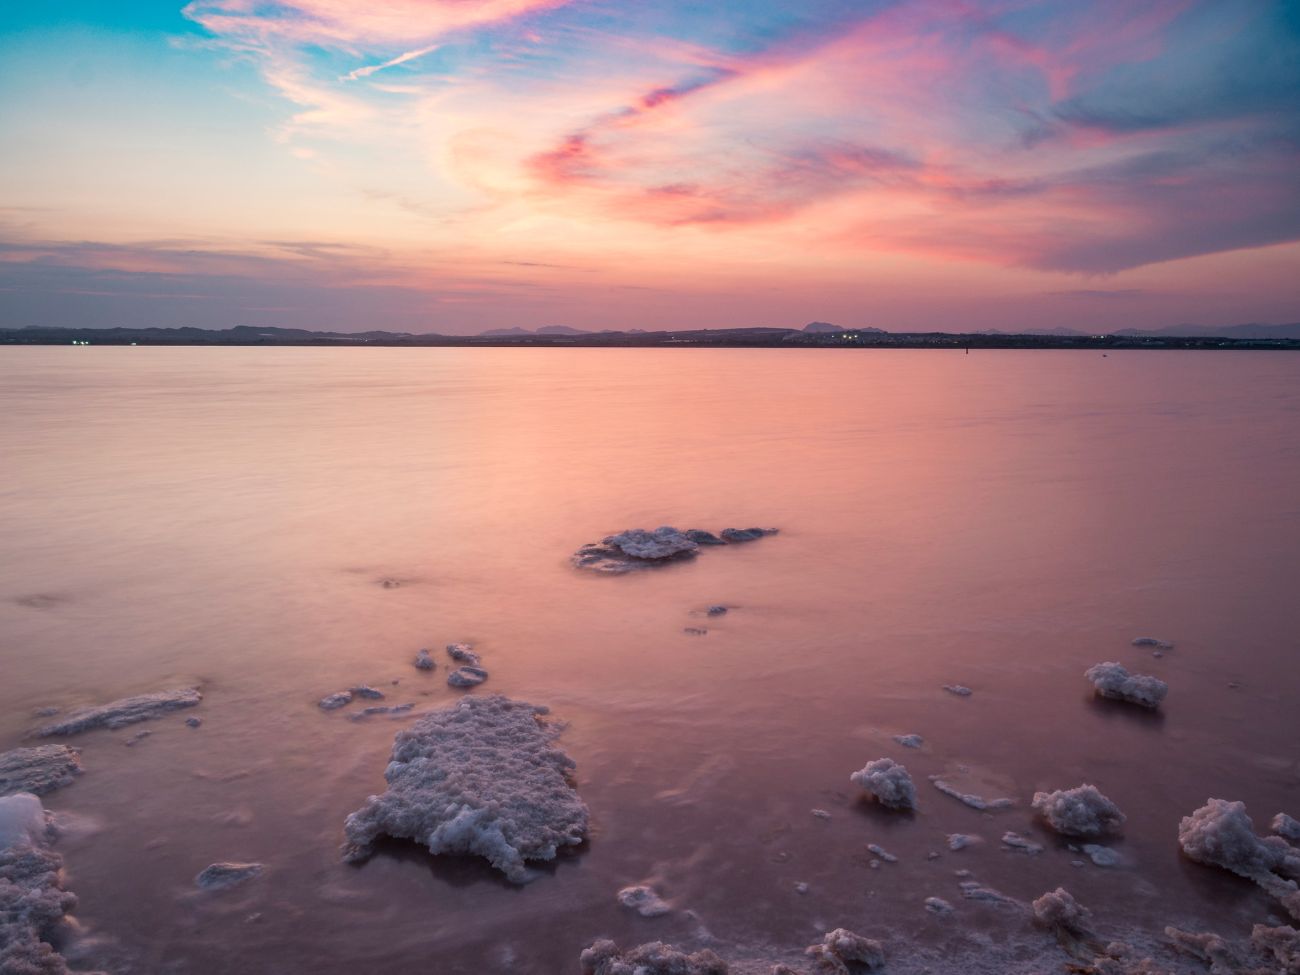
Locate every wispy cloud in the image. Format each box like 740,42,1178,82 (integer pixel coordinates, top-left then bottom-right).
342,44,440,82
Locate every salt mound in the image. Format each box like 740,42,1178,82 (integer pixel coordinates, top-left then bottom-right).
1032,784,1126,837
617,885,671,917
580,940,728,974
34,687,201,736
1032,887,1092,935
0,745,82,797
413,649,435,671
851,758,917,810
892,734,923,749
806,928,886,972
1178,798,1300,920
342,695,588,883
0,793,104,975
1085,662,1167,708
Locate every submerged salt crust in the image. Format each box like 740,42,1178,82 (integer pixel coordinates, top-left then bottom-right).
33,687,201,736
0,745,82,797
342,695,588,883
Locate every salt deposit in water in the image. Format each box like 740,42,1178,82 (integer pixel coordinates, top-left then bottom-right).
1085,662,1168,709
892,734,923,749
850,758,917,811
1178,798,1300,920
1082,843,1121,867
0,745,82,797
1274,813,1300,845
580,940,728,975
350,685,385,700
866,843,898,863
195,861,264,890
342,695,588,883
947,833,981,851
942,685,973,697
1001,831,1044,854
572,525,778,573
1032,784,1126,837
447,666,488,688
34,687,201,736
1131,637,1174,650
1251,924,1300,972
1032,887,1092,936
318,692,352,710
413,649,435,671
349,704,415,720
930,777,1014,811
446,643,481,666
617,885,671,917
805,928,886,973
925,896,954,915
0,793,103,975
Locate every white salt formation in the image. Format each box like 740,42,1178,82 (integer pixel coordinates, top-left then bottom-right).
617,885,671,917
851,758,917,810
1032,784,1126,837
805,928,886,972
446,643,481,666
1178,798,1300,920
0,745,82,797
413,649,435,671
1032,887,1092,936
318,692,352,710
447,666,488,688
947,833,980,851
930,777,1013,811
580,940,728,975
342,695,588,883
1275,813,1300,845
0,793,103,975
195,861,264,890
34,686,201,736
1085,662,1167,708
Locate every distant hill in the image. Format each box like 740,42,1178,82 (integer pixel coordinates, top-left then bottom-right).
979,327,1087,337
535,325,590,335
1114,322,1300,340
802,322,886,334
480,327,533,336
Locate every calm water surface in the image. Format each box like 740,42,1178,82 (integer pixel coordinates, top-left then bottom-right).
2,347,1298,973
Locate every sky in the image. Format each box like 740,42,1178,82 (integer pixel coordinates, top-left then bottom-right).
0,0,1297,334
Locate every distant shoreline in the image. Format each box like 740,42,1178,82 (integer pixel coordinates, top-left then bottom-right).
4,325,1300,351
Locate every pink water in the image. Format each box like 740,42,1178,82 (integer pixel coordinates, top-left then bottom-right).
2,347,1298,972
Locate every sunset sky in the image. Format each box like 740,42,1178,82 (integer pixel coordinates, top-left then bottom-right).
1,0,1297,333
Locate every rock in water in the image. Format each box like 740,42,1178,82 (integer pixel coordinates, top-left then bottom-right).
195,861,264,890
719,527,779,543
342,695,588,883
0,746,82,797
1085,662,1167,708
1178,798,1300,920
685,530,727,546
572,526,700,573
850,758,917,810
34,687,201,736
580,940,729,975
350,685,385,700
0,793,104,975
447,666,488,688
1032,784,1126,837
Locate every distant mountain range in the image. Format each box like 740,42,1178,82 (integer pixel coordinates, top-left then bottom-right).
975,322,1300,339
